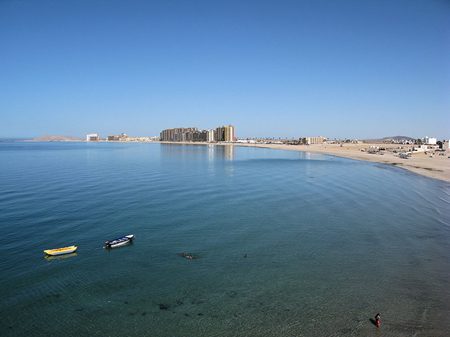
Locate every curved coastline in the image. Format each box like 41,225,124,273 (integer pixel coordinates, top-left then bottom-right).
159,141,450,183
21,139,450,183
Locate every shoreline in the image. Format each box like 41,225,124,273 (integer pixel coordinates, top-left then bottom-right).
19,139,450,182
159,141,450,183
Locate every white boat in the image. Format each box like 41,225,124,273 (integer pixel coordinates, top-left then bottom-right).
104,234,134,249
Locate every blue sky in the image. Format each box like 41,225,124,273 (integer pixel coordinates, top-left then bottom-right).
1,0,449,139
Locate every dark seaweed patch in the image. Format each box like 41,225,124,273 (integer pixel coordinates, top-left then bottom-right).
159,303,170,310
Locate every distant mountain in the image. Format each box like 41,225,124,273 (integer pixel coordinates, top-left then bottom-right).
32,135,83,142
364,136,416,143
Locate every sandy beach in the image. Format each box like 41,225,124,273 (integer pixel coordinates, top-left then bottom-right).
236,142,450,183
160,141,450,183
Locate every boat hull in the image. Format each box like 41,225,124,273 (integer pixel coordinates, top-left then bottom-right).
104,234,134,249
109,240,131,248
44,246,78,256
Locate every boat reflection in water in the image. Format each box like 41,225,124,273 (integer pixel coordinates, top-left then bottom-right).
44,252,78,261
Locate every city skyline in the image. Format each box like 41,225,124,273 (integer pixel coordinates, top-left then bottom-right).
1,0,449,139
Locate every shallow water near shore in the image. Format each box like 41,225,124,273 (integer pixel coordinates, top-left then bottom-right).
1,142,449,336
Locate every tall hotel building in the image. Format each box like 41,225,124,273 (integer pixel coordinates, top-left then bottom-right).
160,125,235,143
160,127,198,142
215,125,235,142
207,129,215,142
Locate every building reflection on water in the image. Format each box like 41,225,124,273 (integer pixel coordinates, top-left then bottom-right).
212,144,234,161
160,143,234,161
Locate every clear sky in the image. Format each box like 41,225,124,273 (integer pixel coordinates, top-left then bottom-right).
1,0,449,139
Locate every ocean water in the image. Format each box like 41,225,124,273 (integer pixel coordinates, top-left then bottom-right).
0,142,449,337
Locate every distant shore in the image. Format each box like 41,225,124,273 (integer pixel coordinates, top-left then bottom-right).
160,141,450,183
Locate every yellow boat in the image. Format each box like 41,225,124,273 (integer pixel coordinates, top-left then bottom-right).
44,245,78,256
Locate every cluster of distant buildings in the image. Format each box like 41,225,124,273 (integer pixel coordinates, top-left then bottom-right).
286,136,327,145
86,133,159,142
236,136,327,145
413,137,449,152
160,125,235,143
421,136,437,145
363,136,449,158
84,130,448,156
85,125,236,143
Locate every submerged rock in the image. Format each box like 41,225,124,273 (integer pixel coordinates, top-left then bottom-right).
159,303,170,310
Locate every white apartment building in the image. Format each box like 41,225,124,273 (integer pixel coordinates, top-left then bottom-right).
207,129,215,142
424,136,437,145
86,133,100,141
302,136,326,145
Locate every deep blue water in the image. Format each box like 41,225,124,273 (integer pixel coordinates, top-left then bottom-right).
0,142,449,336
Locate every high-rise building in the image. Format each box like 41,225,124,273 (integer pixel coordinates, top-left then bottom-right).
160,128,198,142
160,125,235,142
215,126,224,142
224,125,235,142
215,125,235,142
192,130,208,142
207,129,215,142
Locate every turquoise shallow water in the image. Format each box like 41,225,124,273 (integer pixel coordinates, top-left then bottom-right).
0,142,449,336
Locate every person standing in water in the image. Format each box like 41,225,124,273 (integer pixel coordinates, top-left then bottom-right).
374,313,381,328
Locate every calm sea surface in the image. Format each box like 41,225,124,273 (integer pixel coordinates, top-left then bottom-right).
0,142,449,336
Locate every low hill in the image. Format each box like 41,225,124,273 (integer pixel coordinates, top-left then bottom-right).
364,136,415,143
32,135,83,142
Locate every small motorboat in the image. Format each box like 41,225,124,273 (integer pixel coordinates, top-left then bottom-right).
104,234,134,249
44,245,78,256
